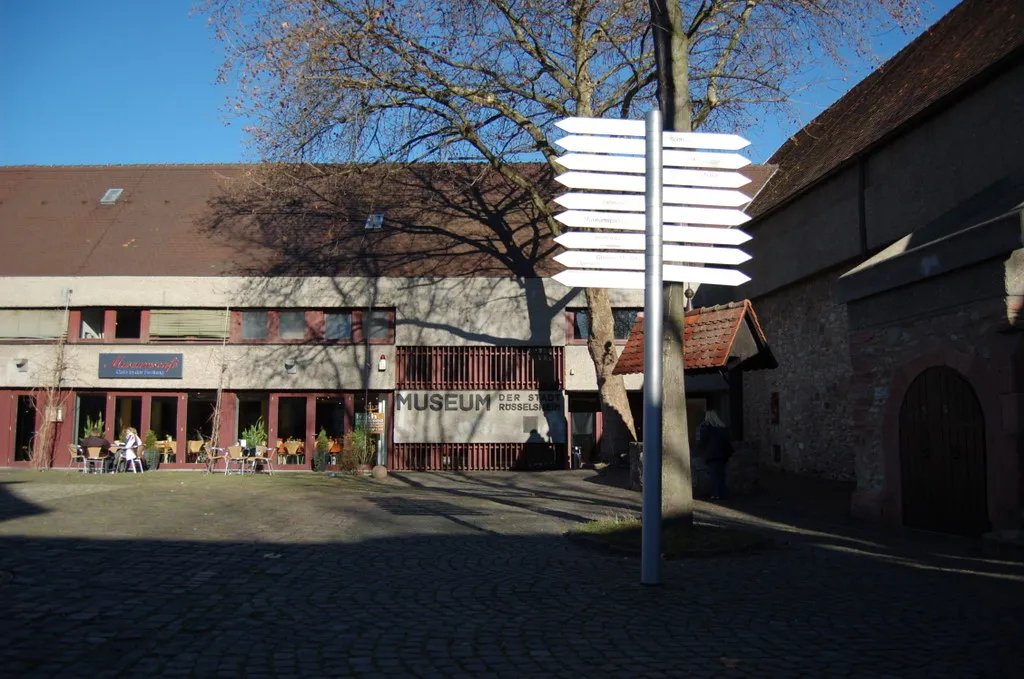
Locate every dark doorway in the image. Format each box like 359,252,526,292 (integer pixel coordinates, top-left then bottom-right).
568,393,599,464
186,392,218,442
14,395,36,462
899,366,989,537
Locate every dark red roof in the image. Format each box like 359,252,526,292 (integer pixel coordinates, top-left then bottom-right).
750,0,1024,218
0,161,776,279
0,163,560,278
613,300,773,374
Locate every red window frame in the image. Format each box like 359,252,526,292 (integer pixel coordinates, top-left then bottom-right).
565,308,640,345
68,309,149,344
229,309,394,344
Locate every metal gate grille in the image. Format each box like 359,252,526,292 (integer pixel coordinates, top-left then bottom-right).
397,346,563,390
391,443,564,471
899,366,989,536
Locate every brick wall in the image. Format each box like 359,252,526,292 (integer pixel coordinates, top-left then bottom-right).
745,269,856,480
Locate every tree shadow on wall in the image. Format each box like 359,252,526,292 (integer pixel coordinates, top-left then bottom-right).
196,163,581,467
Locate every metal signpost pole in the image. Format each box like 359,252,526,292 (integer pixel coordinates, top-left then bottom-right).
641,108,664,586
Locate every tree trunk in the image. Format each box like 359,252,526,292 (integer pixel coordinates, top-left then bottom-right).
585,287,637,463
650,0,694,526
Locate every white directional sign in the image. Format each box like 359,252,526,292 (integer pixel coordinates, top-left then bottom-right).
555,136,750,169
553,201,752,228
554,245,750,268
556,154,751,188
553,216,751,245
555,172,750,207
555,117,750,150
552,264,750,289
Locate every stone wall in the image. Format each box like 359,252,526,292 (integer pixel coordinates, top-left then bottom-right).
744,268,856,480
845,259,1015,519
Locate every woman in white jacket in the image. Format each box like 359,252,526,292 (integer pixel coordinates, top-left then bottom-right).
121,426,143,472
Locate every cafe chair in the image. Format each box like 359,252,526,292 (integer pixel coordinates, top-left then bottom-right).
249,446,275,475
282,440,302,465
205,446,228,474
67,444,86,472
186,440,206,464
85,447,110,474
225,445,246,475
124,451,144,473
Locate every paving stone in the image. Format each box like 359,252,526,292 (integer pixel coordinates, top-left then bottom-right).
1,470,1023,678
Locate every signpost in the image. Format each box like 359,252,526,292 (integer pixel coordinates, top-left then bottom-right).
550,112,755,587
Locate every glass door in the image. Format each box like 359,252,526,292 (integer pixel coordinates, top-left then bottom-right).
114,396,142,442
354,392,387,466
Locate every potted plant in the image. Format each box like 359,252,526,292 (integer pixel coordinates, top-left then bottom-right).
343,426,375,473
240,417,268,451
142,429,160,471
313,427,330,472
81,414,105,440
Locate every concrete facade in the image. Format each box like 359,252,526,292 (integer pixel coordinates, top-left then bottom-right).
0,270,646,470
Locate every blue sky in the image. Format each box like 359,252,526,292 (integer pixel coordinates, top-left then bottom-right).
1,0,961,166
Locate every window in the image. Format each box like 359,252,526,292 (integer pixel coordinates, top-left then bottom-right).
114,309,142,339
149,309,229,340
242,311,269,340
325,312,352,341
278,311,306,340
0,309,65,340
568,308,640,342
363,310,391,341
232,308,392,343
79,309,104,339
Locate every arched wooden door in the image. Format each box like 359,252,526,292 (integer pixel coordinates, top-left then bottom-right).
899,366,989,536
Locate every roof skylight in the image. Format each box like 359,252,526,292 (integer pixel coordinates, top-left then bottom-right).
99,188,124,205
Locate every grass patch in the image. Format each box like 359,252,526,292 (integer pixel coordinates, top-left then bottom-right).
569,515,769,558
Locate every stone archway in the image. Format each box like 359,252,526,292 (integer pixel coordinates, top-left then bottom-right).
898,366,989,536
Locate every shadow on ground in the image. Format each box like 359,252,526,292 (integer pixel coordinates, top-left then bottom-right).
1,471,1023,678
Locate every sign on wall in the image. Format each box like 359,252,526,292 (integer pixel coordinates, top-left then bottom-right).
394,390,566,444
99,354,183,379
356,411,386,435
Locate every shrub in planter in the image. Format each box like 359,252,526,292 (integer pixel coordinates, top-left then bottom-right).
344,426,375,468
142,429,160,471
313,427,330,472
339,447,359,472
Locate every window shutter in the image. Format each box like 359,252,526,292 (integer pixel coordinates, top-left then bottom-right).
0,310,65,339
149,310,229,339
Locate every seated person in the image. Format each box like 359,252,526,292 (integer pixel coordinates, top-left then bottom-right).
79,429,111,454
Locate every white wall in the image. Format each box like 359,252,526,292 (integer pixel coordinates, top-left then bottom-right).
0,343,394,391
0,275,644,350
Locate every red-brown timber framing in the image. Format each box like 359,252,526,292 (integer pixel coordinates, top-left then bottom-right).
393,346,566,471
389,442,563,471
396,346,563,390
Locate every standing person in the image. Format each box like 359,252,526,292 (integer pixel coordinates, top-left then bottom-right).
697,410,732,501
121,426,143,473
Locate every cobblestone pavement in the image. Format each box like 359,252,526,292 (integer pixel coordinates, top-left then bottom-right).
1,469,1022,678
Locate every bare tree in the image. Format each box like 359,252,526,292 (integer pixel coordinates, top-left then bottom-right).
201,0,923,462
31,291,73,470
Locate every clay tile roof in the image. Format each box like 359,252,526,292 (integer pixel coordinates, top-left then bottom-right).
0,163,559,278
749,0,1024,219
613,299,775,375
